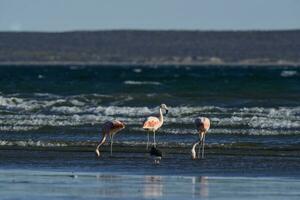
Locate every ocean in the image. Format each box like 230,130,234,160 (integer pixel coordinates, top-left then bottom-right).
0,65,300,199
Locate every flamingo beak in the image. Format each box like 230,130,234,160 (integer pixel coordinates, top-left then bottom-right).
165,109,169,115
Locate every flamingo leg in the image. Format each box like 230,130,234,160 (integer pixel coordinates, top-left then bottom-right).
201,134,206,159
153,130,156,147
146,132,150,150
198,140,202,159
198,132,204,159
110,134,114,156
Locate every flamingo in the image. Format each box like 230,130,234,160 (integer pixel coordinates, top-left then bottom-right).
143,104,168,149
191,117,210,159
95,120,125,157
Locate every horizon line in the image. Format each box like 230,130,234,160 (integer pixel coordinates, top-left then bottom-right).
1,28,300,33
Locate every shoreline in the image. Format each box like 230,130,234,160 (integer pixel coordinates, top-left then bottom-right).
0,61,300,68
1,142,299,157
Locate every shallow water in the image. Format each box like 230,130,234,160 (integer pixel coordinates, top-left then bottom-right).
0,149,299,177
1,149,300,199
1,169,300,200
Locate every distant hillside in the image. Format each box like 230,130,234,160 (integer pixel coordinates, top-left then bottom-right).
0,30,300,65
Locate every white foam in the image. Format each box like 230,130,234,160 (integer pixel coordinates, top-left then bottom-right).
38,74,44,79
0,140,67,147
0,126,40,131
51,106,83,114
1,94,300,135
89,106,153,116
0,96,24,107
248,116,300,129
280,70,298,77
124,80,161,85
133,68,142,73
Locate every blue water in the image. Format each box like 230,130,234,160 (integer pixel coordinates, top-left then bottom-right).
0,64,299,169
0,65,299,145
1,65,300,199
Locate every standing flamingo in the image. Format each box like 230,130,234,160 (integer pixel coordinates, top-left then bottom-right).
191,117,210,159
143,104,168,149
95,120,125,157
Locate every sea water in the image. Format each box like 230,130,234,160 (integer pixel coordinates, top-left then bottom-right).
0,65,299,199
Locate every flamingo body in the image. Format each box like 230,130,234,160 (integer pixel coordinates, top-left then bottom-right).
195,117,210,135
143,116,162,131
107,120,126,135
95,120,125,157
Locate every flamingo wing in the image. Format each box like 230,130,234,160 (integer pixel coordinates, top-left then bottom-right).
143,116,160,129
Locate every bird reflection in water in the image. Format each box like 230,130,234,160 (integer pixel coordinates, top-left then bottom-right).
143,176,163,198
192,176,209,198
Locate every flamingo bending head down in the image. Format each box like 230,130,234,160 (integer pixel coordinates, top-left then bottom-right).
191,117,210,159
95,120,125,157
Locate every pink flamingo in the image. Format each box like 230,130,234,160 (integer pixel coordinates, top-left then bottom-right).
143,104,169,149
95,120,125,157
191,117,210,159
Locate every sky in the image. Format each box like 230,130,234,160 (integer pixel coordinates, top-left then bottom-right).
0,0,299,32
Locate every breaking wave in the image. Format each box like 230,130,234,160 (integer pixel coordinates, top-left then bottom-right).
0,94,300,135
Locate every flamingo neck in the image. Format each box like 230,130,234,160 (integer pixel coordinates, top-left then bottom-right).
191,141,198,159
159,108,164,124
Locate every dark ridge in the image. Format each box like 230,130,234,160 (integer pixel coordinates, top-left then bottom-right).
0,30,300,65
